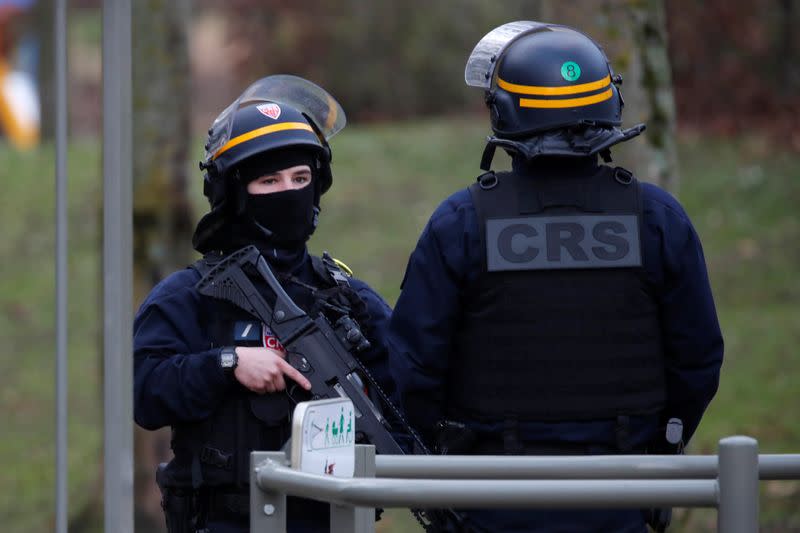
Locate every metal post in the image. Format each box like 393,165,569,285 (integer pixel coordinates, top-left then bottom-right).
718,436,759,533
355,445,376,533
54,0,68,531
330,445,375,533
102,0,133,531
251,452,289,532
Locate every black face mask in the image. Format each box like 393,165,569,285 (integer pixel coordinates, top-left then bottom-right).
244,184,318,247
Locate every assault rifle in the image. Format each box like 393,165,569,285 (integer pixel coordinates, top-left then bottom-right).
196,245,462,533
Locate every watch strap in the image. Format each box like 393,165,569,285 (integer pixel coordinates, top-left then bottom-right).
219,346,238,373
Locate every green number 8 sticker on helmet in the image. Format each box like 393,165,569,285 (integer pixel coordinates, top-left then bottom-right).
561,61,581,82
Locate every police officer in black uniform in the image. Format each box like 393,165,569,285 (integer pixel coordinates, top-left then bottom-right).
134,75,397,533
388,22,724,532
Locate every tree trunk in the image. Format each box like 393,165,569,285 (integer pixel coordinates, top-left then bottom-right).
540,0,680,191
623,0,680,191
131,0,194,531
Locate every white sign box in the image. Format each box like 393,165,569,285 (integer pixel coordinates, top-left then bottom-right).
291,398,355,478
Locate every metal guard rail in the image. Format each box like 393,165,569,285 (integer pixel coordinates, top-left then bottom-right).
374,453,800,480
256,463,718,508
251,436,798,533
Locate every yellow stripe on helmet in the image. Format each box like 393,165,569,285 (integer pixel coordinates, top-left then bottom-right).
213,122,315,160
497,75,611,96
519,88,614,109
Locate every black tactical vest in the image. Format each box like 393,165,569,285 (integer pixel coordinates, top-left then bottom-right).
449,166,666,423
169,252,353,488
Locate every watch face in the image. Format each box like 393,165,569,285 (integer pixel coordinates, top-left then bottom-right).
221,351,236,368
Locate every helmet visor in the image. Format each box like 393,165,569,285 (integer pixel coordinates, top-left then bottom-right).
464,21,550,89
205,75,346,163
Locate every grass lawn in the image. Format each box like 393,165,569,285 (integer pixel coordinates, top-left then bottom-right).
1,118,798,532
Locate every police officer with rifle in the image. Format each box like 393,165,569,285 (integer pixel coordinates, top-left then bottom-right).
134,76,408,533
388,22,724,532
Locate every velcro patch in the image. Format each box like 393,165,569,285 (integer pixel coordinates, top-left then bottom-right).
486,214,641,271
234,321,262,342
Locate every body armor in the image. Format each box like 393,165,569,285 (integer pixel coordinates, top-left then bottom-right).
448,166,666,422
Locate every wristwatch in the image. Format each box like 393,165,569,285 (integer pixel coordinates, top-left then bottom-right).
219,346,238,374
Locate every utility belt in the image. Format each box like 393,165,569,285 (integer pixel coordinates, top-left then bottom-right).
435,417,640,456
470,438,630,456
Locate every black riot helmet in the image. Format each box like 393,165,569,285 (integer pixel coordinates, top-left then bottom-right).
199,74,345,210
465,21,644,168
193,75,346,253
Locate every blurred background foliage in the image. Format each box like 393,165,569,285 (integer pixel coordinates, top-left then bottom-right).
48,0,800,142
1,0,799,532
